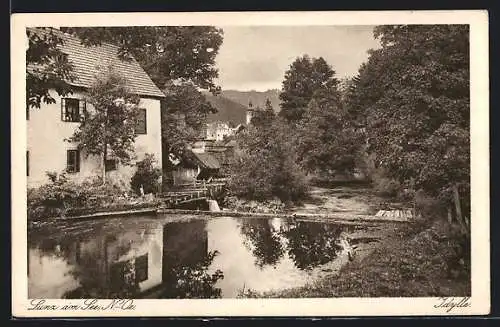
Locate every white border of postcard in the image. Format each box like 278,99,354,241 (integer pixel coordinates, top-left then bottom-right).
11,10,490,317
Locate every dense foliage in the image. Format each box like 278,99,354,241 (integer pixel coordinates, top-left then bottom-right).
279,55,339,123
297,88,362,175
27,173,127,220
26,28,75,110
346,25,470,216
161,250,224,299
161,81,218,162
228,113,309,204
61,26,224,94
130,154,162,195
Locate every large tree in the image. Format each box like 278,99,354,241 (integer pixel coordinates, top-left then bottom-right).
279,55,339,123
297,87,361,175
68,67,140,183
229,116,308,203
346,25,469,215
26,28,75,111
61,27,224,94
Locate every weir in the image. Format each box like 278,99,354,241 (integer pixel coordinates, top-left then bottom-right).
208,199,221,212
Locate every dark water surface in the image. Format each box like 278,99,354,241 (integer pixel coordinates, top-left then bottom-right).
28,215,379,299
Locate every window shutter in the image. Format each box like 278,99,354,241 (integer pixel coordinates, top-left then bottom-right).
136,108,147,134
79,100,86,121
66,150,73,172
66,150,80,173
61,98,66,121
75,150,80,172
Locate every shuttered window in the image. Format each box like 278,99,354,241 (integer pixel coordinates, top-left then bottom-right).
62,98,86,122
135,108,147,134
66,149,80,173
105,159,117,172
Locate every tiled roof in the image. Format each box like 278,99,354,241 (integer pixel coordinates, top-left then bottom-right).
27,28,165,98
190,152,221,170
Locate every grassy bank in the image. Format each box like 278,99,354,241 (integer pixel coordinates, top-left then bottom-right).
239,219,470,298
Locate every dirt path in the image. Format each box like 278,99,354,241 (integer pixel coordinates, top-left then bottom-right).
289,186,383,216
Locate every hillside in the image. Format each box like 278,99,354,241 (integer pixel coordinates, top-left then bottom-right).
205,93,248,126
221,89,281,114
204,89,282,126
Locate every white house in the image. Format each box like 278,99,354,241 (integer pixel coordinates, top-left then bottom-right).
206,121,234,141
26,28,165,188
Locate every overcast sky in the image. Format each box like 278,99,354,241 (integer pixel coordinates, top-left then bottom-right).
215,25,380,91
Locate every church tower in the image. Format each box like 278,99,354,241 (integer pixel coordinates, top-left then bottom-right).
246,100,255,125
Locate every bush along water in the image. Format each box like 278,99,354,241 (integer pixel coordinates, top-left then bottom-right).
130,153,162,196
28,167,162,221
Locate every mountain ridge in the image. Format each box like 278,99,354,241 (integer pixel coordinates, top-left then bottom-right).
204,89,281,126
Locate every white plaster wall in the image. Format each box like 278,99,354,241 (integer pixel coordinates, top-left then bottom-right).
27,90,163,188
114,226,164,292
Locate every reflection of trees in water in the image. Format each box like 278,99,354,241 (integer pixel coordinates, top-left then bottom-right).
239,219,285,268
160,220,223,299
160,250,223,299
281,222,344,270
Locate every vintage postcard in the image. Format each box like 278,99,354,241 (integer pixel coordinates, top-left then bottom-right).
11,10,489,317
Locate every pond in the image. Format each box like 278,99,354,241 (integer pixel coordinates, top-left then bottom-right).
28,215,383,299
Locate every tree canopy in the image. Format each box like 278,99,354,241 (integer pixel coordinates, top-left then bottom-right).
346,25,469,204
229,116,308,203
279,55,339,122
161,81,217,163
297,87,361,175
68,67,141,181
26,28,75,110
61,26,224,94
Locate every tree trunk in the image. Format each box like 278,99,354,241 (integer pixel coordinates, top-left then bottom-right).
453,184,468,235
102,141,107,184
102,120,107,184
102,110,108,184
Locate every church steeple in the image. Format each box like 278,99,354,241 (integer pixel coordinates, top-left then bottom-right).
246,99,255,125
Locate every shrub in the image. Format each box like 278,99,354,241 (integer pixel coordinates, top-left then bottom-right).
27,172,92,220
228,119,309,204
27,171,144,220
222,196,285,213
130,153,162,195
414,189,446,220
373,176,401,198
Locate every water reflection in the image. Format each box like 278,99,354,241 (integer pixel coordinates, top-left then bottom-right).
283,222,344,270
28,216,366,299
159,220,223,299
239,218,285,268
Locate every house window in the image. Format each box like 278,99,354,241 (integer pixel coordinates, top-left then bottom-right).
135,254,148,283
105,159,117,172
66,149,80,173
61,98,85,122
26,151,29,176
135,108,147,134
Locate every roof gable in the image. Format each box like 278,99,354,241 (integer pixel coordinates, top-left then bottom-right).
27,28,165,98
182,150,220,170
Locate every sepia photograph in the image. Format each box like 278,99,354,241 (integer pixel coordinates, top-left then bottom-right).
12,11,489,317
